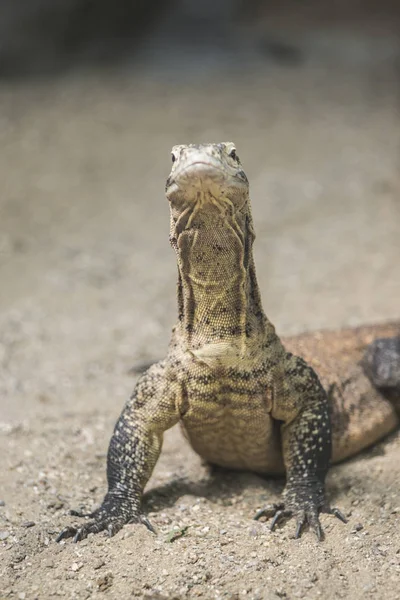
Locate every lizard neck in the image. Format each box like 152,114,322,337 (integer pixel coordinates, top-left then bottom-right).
170,206,271,355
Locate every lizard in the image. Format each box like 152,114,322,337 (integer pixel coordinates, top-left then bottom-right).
57,142,400,543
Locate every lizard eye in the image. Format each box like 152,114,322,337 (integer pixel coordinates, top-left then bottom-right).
171,153,176,163
229,148,237,160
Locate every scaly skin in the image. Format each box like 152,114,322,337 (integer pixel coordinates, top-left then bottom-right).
57,143,400,543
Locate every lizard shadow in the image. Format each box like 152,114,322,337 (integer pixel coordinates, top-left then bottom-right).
328,429,400,490
143,466,285,514
143,438,395,513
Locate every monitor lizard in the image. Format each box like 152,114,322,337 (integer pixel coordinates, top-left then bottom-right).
57,142,400,543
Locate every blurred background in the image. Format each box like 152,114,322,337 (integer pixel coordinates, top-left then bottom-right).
0,0,400,418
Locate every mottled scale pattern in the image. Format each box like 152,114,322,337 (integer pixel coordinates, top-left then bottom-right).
57,143,400,543
283,322,400,462
178,360,284,473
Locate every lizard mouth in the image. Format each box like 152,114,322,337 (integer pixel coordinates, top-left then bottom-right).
166,160,248,203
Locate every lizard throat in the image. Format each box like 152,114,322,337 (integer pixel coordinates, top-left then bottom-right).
170,208,267,356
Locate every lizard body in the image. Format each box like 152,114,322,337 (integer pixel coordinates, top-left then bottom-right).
57,143,400,543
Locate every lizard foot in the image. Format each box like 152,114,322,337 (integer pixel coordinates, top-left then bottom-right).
254,502,347,540
56,494,156,543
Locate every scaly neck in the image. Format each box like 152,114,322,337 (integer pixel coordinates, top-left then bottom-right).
170,207,269,354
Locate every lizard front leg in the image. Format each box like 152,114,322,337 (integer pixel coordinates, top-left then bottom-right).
255,353,346,539
57,362,181,542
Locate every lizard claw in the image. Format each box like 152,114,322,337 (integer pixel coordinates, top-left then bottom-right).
56,526,79,542
253,502,284,521
318,504,348,525
254,503,293,531
304,506,324,541
253,499,346,540
323,505,348,524
269,509,291,531
56,513,155,543
139,515,157,534
55,521,111,543
56,494,156,542
254,503,323,539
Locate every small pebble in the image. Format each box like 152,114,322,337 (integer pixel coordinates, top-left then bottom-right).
97,572,113,591
0,531,10,540
11,552,26,564
47,501,64,511
21,521,35,528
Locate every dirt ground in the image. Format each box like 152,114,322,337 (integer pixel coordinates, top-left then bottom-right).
1,7,400,599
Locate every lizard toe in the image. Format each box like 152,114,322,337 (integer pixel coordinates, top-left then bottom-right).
55,526,79,542
253,494,333,540
72,517,123,542
306,507,324,541
321,505,348,524
269,509,291,531
57,505,155,543
253,503,294,531
139,515,157,534
294,510,306,538
253,503,284,521
106,521,124,537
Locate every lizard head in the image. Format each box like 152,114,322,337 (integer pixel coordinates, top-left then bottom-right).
165,142,249,216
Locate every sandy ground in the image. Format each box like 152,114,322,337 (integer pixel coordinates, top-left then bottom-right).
1,10,400,599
